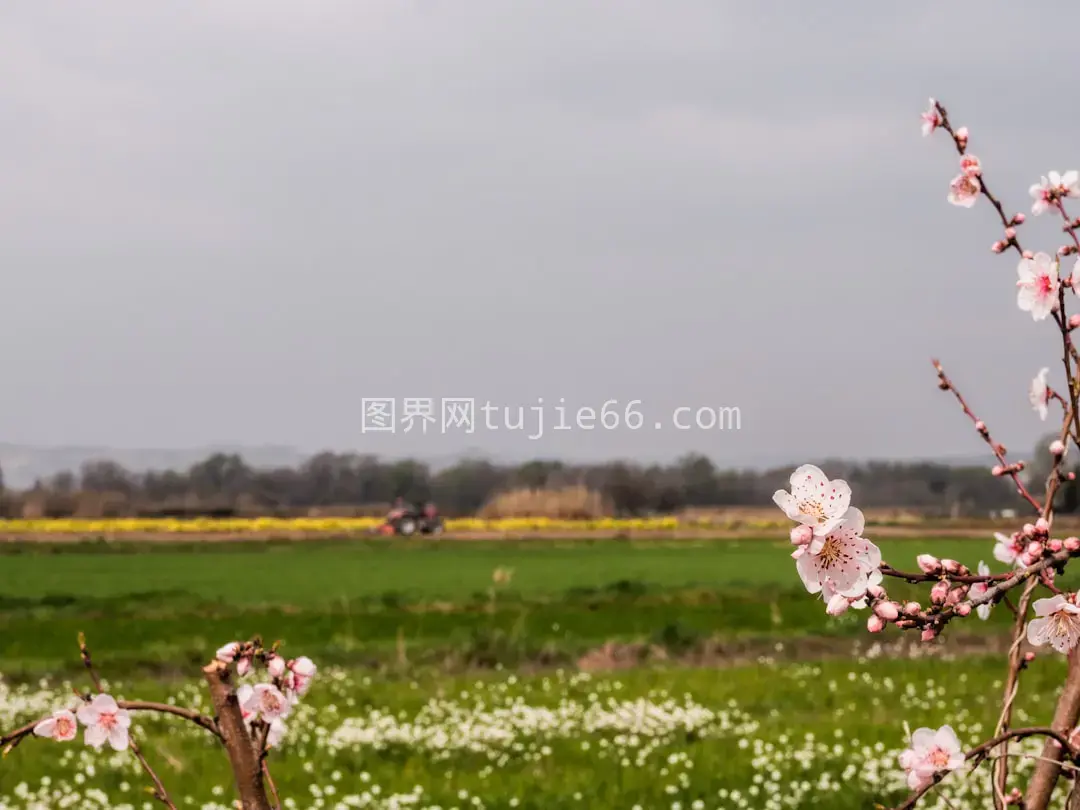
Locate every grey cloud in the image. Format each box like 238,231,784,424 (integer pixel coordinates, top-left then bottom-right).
0,0,1075,469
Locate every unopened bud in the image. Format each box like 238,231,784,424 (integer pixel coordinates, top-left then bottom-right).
930,580,950,605
921,628,938,642
867,614,885,633
956,603,972,616
975,420,987,433
917,554,942,574
992,241,1005,253
1036,517,1051,536
947,586,967,606
942,559,962,575
1023,250,1034,259
1023,523,1037,538
267,655,286,678
1066,536,1080,552
1070,314,1080,330
1027,541,1044,558
867,584,886,600
1005,227,1016,239
1024,651,1036,663
1014,212,1026,224
992,465,1006,477
790,524,814,546
826,593,850,616
1050,538,1064,552
874,601,900,621
904,601,921,616
955,126,969,140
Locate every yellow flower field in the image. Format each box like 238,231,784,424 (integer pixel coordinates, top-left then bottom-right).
0,515,793,535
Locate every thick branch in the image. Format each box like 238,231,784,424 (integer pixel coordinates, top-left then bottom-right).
1026,645,1080,809
202,660,272,810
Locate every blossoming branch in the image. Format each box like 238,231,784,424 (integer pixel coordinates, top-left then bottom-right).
774,98,1080,810
0,633,317,810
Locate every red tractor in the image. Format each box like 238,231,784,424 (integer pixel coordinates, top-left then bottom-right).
380,500,444,536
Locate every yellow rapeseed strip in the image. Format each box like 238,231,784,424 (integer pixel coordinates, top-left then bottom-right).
0,516,790,534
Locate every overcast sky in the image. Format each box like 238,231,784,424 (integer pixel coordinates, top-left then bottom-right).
1,1,1078,468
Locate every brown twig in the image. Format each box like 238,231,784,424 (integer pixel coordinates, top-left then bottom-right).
78,634,179,810
878,563,1011,585
262,761,282,810
932,359,1042,512
886,726,1075,810
2,700,220,757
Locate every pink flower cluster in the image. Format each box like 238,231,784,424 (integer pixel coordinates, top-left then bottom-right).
774,465,881,615
217,641,317,748
33,694,132,751
899,725,965,791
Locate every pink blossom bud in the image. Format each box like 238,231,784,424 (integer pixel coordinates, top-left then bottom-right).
1028,541,1044,557
790,524,814,546
930,580,950,605
974,420,987,432
867,614,885,633
874,602,900,621
1070,314,1080,330
904,601,921,616
826,593,850,616
1023,523,1037,538
1023,250,1034,260
1021,551,1039,567
942,559,962,575
955,126,969,140
1050,538,1064,552
1036,517,1051,536
956,604,972,616
237,656,252,677
1066,537,1080,552
992,241,1004,253
1053,440,1069,457
946,586,967,606
992,465,1006,476
268,655,286,678
216,642,240,663
867,584,886,600
1024,651,1036,663
1005,227,1016,239
921,628,937,642
1070,472,1077,481
1014,212,1026,224
917,554,942,574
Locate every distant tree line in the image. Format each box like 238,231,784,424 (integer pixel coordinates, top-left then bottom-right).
0,440,1074,518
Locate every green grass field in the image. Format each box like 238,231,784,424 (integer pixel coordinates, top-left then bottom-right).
0,536,1058,808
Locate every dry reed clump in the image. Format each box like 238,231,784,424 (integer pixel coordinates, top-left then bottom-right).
478,485,613,519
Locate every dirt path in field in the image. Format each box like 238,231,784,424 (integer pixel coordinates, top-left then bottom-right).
573,632,1018,672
